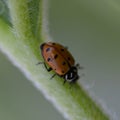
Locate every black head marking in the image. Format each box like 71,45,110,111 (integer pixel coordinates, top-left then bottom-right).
62,61,66,65
61,48,64,52
54,54,58,59
64,66,79,83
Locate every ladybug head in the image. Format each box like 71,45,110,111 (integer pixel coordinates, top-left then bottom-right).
64,66,79,83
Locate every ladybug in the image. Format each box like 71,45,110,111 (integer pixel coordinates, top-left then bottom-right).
39,42,80,84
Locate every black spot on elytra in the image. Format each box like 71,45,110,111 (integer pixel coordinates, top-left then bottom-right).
52,43,56,45
62,61,66,65
61,48,64,51
54,54,58,59
68,57,71,61
61,70,64,73
46,48,50,52
47,58,51,62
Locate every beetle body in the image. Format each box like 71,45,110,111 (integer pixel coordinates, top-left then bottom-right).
40,42,79,83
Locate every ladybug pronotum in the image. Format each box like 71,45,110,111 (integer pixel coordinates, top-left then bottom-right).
39,42,80,84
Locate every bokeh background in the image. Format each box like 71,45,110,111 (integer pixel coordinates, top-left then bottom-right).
0,0,120,120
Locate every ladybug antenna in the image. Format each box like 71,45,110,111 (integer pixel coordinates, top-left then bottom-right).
76,63,84,70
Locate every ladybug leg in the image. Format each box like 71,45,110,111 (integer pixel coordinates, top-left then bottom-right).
63,79,66,85
44,64,52,72
43,62,52,72
50,73,56,79
36,62,43,65
37,62,52,72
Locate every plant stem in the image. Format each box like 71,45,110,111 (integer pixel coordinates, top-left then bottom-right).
0,0,110,120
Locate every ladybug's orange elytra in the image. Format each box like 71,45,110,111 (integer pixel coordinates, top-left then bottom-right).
40,42,80,84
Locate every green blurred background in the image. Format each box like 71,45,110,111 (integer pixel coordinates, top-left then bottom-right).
0,0,120,119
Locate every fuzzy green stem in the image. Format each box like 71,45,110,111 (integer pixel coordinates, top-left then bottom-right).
0,0,110,120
